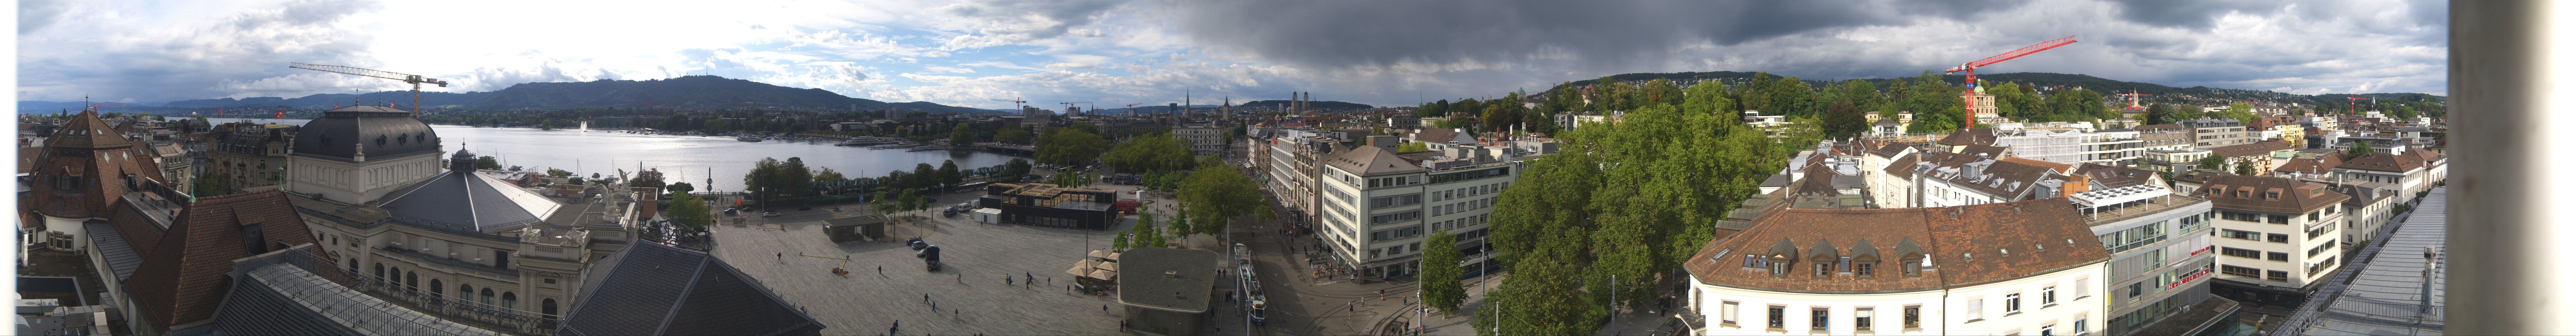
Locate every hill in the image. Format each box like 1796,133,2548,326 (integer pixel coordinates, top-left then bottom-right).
1546,72,2442,108
1235,100,1374,110
129,75,990,114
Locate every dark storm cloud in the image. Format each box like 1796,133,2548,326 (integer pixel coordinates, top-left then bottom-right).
2107,0,2284,28
18,1,385,104
1167,1,2024,74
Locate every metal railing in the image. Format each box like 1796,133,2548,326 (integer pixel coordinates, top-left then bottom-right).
2081,193,2207,224
262,248,561,335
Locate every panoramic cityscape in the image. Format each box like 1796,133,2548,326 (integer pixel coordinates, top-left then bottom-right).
20,1,2565,336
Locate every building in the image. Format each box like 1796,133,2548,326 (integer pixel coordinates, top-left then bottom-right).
2204,140,2297,176
1932,128,1996,154
1116,247,1220,336
2272,187,2444,335
204,121,297,191
1174,122,1230,157
556,242,825,335
1315,145,1519,278
2178,118,2250,148
2065,164,2222,334
975,182,1121,230
1861,142,1920,209
1262,129,1355,223
285,104,656,335
2329,151,2445,203
1386,114,1421,128
1908,153,2067,208
1683,199,2110,336
2197,175,2351,308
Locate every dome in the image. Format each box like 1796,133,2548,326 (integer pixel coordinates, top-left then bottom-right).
290,104,439,161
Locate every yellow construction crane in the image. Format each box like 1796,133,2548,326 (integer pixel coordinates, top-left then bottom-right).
288,63,450,116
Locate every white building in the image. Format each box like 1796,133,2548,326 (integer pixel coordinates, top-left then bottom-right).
1685,199,2109,336
1315,145,1520,278
1907,153,2067,208
2196,175,2351,307
2065,164,2221,334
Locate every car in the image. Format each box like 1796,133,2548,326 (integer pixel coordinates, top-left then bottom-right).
762,211,780,217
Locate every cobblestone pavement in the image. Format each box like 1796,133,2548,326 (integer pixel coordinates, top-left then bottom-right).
709,183,1251,336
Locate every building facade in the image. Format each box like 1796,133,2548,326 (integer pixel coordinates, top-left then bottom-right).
2179,118,2250,148
1315,145,1517,278
205,122,297,190
1685,199,2110,336
2197,175,2350,307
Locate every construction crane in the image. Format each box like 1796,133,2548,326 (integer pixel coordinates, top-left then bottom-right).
2346,95,2367,115
288,63,449,116
990,97,1028,114
1944,35,2078,129
2118,90,2153,108
1058,102,1091,115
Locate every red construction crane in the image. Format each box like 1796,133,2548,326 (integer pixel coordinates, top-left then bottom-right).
288,63,448,116
2346,95,2366,115
1945,35,2079,129
2117,90,2153,108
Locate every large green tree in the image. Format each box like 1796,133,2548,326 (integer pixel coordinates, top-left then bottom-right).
1420,229,1467,315
1177,156,1264,238
475,156,502,170
1821,101,1867,139
631,168,667,190
1034,127,1109,167
666,191,714,233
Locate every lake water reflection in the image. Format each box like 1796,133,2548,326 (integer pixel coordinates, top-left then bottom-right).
205,118,1024,192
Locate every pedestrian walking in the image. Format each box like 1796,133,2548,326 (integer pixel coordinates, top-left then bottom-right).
1048,276,1052,285
956,274,962,283
953,309,959,319
878,265,884,274
924,293,930,302
1007,276,1013,285
1103,304,1109,313
777,252,783,260
1026,272,1033,282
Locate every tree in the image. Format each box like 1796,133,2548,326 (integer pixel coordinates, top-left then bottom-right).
475,156,502,170
667,182,695,194
995,128,1036,144
632,168,668,190
782,157,814,197
546,168,572,178
1035,128,1109,167
1177,158,1264,238
193,173,235,196
913,163,937,189
2347,141,2376,158
950,123,975,145
812,168,846,195
2234,158,2258,176
666,191,714,234
1821,101,1866,139
1420,229,1466,315
2198,155,2226,172
1005,158,1033,182
1396,141,1431,153
938,160,962,187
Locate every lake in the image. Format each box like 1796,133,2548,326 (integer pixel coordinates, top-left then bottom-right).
204,118,1024,193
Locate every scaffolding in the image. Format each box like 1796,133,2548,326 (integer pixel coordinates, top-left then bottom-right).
1993,128,2090,164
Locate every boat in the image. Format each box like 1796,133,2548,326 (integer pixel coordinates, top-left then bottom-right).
736,135,765,142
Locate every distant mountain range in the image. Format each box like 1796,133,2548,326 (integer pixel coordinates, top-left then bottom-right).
24,75,995,114
1234,100,1374,110
1544,71,2443,107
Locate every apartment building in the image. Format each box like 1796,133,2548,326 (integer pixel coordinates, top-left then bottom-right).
1262,129,1354,220
1174,122,1230,157
2204,140,2297,176
206,121,297,190
2066,164,2220,334
2178,118,2250,148
1908,153,2067,208
1684,199,2109,336
1315,145,1519,278
2197,175,2350,307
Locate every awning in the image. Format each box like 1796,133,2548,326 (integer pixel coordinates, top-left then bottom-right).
1105,252,1121,261
1074,260,1097,270
1088,269,1117,281
1094,261,1119,272
1066,265,1092,278
1090,249,1113,260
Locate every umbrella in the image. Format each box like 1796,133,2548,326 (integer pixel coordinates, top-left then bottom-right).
1066,265,1092,278
1074,260,1097,270
1089,269,1117,281
1089,250,1113,260
1095,261,1119,272
1105,252,1122,261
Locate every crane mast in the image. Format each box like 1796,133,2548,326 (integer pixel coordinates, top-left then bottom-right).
1944,35,2077,129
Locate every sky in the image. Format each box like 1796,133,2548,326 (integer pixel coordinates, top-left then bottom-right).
16,0,2447,110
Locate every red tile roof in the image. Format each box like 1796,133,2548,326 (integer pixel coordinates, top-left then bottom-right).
1685,198,2109,293
2001,157,2074,175
2193,175,2350,214
2275,154,2344,176
28,110,165,220
120,190,317,333
1937,128,1997,146
2336,151,2430,173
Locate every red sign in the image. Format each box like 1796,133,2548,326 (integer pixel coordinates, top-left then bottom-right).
2167,269,2211,290
2186,246,2213,257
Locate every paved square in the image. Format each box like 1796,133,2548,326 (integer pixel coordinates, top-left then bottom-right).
706,185,1251,336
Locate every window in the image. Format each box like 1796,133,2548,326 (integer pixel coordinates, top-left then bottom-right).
1967,299,1985,321
1855,308,1875,329
1721,302,1739,325
542,299,559,318
1770,260,1789,277
1855,263,1873,277
2267,252,2289,262
240,224,267,255
2309,242,2336,257
502,292,517,309
2266,270,2289,282
2075,278,2089,299
1903,306,1921,328
2074,319,2088,335
2267,233,2290,243
2042,286,2058,305
1370,211,1421,224
1369,194,1423,208
2221,229,2261,241
2221,247,2262,259
1768,306,1787,328
2041,324,2056,336
1814,263,1832,277
1811,308,1830,330
480,288,496,305
2005,293,2023,313
2267,214,2291,224
543,278,556,284
2220,211,2261,222
2221,265,2262,278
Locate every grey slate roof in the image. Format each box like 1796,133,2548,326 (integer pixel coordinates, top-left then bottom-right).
376,168,565,233
290,105,441,162
1323,145,1426,176
1115,247,1219,313
559,243,823,336
2281,187,2447,335
207,262,503,335
83,221,145,282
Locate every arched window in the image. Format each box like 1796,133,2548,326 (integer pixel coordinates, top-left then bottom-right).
430,279,444,298
404,271,418,292
480,288,495,305
373,263,384,279
542,299,559,318
459,284,473,302
347,259,359,275
502,292,517,310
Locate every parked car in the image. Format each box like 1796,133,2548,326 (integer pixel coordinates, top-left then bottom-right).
762,211,780,217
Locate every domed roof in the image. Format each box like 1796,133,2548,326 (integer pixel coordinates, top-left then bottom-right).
290,105,439,161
